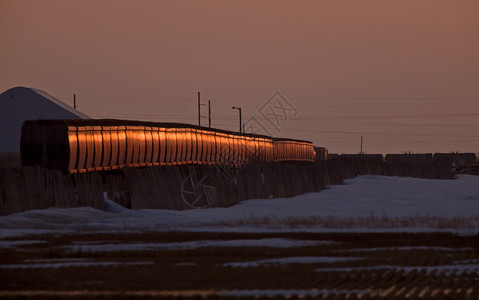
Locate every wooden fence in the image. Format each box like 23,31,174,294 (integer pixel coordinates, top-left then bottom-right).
0,156,453,216
104,157,452,210
0,166,104,216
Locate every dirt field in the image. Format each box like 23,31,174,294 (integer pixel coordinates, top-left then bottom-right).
1,231,478,299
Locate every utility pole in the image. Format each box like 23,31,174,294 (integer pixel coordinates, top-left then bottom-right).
360,136,363,154
232,106,242,133
208,100,211,128
197,92,201,126
73,94,78,110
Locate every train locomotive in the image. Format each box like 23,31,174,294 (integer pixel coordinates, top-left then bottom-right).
21,119,321,174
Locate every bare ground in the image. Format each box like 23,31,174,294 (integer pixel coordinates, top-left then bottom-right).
1,231,478,299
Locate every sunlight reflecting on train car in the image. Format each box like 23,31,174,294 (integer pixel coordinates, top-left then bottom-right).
67,126,78,172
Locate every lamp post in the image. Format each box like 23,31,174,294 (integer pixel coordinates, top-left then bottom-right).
232,106,242,133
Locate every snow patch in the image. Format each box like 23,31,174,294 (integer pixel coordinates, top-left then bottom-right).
224,256,363,268
315,264,479,274
0,261,154,269
66,239,333,252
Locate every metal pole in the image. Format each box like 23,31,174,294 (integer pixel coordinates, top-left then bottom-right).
198,92,200,126
232,106,242,133
208,100,211,128
360,135,363,154
239,108,242,133
74,94,77,109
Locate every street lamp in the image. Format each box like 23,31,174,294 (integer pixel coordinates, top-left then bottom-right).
232,106,242,133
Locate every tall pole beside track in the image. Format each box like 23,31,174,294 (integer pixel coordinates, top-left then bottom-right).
232,106,242,133
198,92,201,126
208,100,211,128
360,135,363,154
239,108,242,133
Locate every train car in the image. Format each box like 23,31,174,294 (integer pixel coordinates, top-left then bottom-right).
433,153,477,168
21,119,318,174
273,138,316,163
385,153,433,164
314,146,328,161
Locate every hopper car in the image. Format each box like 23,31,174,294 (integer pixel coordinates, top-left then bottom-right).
21,119,320,174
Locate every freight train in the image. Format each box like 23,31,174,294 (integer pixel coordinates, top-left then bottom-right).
21,119,323,174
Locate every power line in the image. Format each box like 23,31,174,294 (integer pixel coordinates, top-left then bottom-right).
289,95,479,101
278,128,479,139
68,93,479,103
294,113,479,121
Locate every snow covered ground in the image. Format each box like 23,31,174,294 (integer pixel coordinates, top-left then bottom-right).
0,175,478,238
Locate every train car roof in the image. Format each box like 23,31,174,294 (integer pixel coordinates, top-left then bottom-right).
22,119,313,145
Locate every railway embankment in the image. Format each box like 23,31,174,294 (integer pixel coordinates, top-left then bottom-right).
0,154,456,216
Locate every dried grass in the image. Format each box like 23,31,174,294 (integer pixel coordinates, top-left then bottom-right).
202,213,479,230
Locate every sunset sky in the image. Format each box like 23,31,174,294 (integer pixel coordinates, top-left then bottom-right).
1,0,478,154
